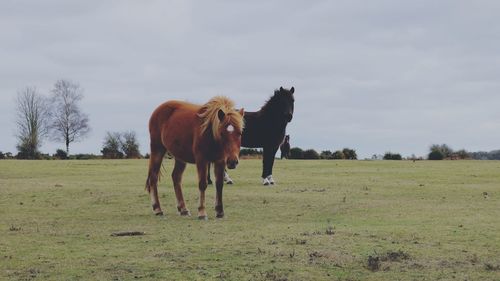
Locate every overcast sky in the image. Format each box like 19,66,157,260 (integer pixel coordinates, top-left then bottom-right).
1,0,499,159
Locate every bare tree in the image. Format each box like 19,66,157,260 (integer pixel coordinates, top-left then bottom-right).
121,131,141,158
101,132,123,159
15,87,50,159
50,79,90,154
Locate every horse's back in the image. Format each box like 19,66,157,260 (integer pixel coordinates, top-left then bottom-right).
149,100,201,163
150,100,200,125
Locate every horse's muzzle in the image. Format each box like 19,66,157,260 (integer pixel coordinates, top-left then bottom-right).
227,159,239,169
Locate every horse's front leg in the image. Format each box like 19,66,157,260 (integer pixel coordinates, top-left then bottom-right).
262,146,278,185
214,161,225,218
196,160,209,220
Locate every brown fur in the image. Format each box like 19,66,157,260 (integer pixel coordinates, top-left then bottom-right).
145,96,244,218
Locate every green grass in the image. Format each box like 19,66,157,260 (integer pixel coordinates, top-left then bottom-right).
1,159,499,280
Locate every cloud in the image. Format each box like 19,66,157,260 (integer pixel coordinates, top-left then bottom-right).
1,0,499,158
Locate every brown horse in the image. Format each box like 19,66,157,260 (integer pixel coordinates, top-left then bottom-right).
145,96,244,219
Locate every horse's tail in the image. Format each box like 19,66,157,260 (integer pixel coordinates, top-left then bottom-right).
145,171,153,192
145,165,164,192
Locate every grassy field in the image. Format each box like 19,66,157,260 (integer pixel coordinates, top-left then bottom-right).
1,159,499,281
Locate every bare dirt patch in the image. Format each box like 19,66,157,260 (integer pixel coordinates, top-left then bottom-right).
367,250,411,271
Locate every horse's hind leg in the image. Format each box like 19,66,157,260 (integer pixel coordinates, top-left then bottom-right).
146,144,166,215
172,159,190,216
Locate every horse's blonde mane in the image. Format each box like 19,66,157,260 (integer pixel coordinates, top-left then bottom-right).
198,96,244,140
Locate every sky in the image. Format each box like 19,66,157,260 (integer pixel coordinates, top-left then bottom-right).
1,0,499,159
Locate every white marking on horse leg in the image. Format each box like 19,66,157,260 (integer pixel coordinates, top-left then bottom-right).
267,175,275,185
224,172,234,184
262,177,270,186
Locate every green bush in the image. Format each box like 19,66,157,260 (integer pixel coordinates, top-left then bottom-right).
383,152,402,160
320,150,333,159
332,150,345,159
303,149,320,159
54,149,68,160
342,148,357,160
240,148,262,156
428,150,444,160
289,147,304,159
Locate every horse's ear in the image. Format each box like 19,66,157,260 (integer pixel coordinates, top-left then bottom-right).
290,87,295,94
218,109,225,121
239,108,245,116
280,86,284,92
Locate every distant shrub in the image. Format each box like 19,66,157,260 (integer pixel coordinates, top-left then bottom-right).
383,152,402,160
332,150,345,159
75,154,100,160
470,150,500,160
303,149,320,159
302,149,320,160
121,131,142,159
40,153,52,160
429,144,453,159
240,148,262,156
428,150,444,160
455,149,470,160
1,152,13,159
320,150,333,159
342,148,357,160
102,131,142,159
16,146,42,160
289,147,304,159
54,149,68,160
102,132,124,159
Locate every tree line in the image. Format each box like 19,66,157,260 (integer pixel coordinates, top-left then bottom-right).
4,84,500,161
426,144,500,160
238,147,358,160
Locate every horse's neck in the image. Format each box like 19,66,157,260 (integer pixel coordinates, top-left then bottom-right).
198,129,223,160
259,108,287,126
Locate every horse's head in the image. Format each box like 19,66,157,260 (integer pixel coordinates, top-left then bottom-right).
217,108,245,169
271,87,295,122
198,96,245,169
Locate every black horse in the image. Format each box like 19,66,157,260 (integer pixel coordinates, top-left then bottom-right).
208,86,295,185
280,135,291,159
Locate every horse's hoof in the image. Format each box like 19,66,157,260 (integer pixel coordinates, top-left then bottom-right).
179,210,191,216
226,180,233,185
207,179,213,185
262,178,270,186
216,213,224,218
198,215,208,221
155,211,164,216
